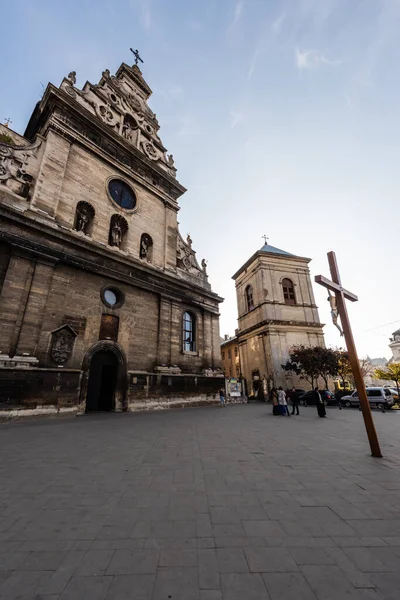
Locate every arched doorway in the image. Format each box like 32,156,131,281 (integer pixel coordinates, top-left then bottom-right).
79,342,127,414
86,350,118,412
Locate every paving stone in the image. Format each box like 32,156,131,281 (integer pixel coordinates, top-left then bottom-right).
105,574,155,600
262,572,317,600
159,548,198,567
59,575,112,599
220,573,270,600
216,548,249,573
245,547,299,573
0,552,28,570
301,565,364,599
153,567,199,600
37,550,86,595
74,549,114,576
363,573,400,600
0,569,53,599
198,549,219,589
106,549,159,575
288,547,335,565
242,520,286,538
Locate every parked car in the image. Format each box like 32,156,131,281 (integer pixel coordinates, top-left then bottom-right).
386,388,399,402
341,387,394,410
299,389,336,406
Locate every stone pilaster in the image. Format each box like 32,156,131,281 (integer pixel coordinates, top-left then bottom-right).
16,260,57,356
156,296,172,366
30,130,71,217
0,253,35,357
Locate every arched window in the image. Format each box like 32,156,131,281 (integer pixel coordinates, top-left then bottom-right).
245,285,254,311
282,278,296,305
183,311,196,352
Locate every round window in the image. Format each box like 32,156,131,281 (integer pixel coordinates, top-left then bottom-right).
108,179,136,210
101,286,124,308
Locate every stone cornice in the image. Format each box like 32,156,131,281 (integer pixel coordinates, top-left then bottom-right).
0,204,223,311
237,319,325,339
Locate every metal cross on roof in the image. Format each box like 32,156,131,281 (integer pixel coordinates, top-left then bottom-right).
130,48,144,66
4,117,12,128
262,234,269,245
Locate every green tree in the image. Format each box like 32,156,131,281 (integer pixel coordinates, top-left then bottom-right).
374,363,400,397
282,345,338,389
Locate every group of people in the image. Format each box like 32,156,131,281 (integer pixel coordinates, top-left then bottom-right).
270,386,327,418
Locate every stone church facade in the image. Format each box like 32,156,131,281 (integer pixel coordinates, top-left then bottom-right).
233,243,325,396
0,61,223,416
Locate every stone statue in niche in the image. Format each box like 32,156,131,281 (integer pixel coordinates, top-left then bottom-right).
111,222,122,248
67,71,76,85
76,206,89,233
50,325,76,365
140,234,153,261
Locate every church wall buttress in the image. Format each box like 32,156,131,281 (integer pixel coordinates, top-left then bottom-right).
15,261,56,356
31,130,71,217
0,253,35,357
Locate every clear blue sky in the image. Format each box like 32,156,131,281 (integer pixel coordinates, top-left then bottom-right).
1,0,399,358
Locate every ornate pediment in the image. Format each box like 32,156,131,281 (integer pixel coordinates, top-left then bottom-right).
59,64,177,179
176,230,210,290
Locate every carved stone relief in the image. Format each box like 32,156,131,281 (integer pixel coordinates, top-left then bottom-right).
0,138,41,197
50,325,77,364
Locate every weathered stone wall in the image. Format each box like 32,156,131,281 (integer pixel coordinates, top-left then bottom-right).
0,368,80,409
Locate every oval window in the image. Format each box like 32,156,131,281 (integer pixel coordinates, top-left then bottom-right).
108,179,136,210
101,286,124,308
104,289,117,306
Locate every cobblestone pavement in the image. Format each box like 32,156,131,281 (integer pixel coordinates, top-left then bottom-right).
1,404,400,599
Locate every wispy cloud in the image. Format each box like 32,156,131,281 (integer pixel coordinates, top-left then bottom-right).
140,0,152,30
229,110,243,128
271,11,286,34
295,48,342,71
248,48,261,80
155,84,184,100
228,1,243,31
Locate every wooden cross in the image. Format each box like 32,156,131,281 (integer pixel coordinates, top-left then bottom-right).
130,48,143,66
262,234,269,245
315,251,382,458
4,117,12,128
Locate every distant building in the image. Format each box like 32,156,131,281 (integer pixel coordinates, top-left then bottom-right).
220,335,240,379
232,242,325,395
389,329,400,363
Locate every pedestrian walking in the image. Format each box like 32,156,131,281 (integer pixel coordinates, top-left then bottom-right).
278,386,290,416
219,388,226,407
314,386,326,418
289,387,300,415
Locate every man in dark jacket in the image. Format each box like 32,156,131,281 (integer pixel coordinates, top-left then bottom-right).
289,387,300,415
